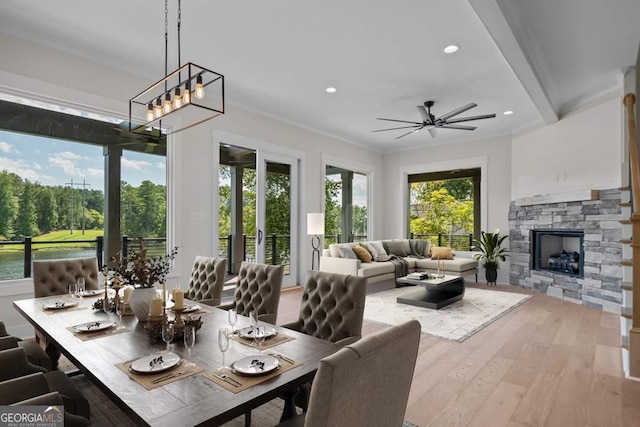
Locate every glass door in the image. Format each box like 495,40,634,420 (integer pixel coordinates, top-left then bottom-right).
256,152,298,287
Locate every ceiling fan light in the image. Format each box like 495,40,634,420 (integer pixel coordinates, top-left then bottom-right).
428,127,438,138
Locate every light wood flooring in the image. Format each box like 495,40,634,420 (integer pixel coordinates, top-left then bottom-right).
277,281,640,427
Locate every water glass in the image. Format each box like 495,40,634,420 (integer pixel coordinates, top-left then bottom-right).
77,277,86,297
68,283,78,299
228,309,237,332
218,327,230,370
162,322,174,351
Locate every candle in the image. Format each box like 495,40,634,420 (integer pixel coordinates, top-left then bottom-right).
149,297,163,316
173,289,184,310
123,287,133,304
171,287,180,301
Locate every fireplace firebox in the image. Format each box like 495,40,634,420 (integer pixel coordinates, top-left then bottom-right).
531,229,584,278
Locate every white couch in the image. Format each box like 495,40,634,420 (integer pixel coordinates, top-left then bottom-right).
319,239,478,285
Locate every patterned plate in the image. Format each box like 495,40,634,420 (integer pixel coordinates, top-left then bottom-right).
232,355,280,376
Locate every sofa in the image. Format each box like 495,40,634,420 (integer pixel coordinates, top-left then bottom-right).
319,239,478,285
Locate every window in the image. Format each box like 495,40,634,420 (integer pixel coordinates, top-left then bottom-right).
325,165,368,246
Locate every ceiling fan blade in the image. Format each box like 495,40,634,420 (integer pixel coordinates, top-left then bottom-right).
427,127,438,138
372,125,422,133
438,124,477,130
395,125,425,140
376,118,422,125
417,105,432,124
445,113,497,124
435,103,477,122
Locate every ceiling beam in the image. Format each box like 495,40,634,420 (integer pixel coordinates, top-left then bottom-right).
468,0,558,125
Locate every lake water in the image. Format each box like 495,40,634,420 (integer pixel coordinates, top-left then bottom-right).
0,249,99,281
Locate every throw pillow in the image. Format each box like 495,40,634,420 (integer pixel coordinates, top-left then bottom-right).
338,246,358,259
352,245,372,263
384,240,408,257
363,243,379,261
430,246,454,260
370,241,387,261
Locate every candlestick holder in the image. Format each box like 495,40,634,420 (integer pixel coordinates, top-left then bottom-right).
171,307,186,328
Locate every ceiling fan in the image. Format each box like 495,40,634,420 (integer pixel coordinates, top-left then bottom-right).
373,100,496,139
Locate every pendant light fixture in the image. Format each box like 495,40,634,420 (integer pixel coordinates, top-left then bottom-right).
129,0,224,138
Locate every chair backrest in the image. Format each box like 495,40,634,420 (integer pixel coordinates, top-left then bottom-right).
305,320,421,427
33,257,99,297
296,270,366,344
186,256,227,306
232,261,284,324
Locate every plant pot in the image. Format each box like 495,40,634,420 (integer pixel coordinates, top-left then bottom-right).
485,269,498,285
128,288,157,321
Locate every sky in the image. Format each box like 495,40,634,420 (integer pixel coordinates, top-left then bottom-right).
0,130,166,191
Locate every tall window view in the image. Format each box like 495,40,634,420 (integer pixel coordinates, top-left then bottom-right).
408,168,480,251
0,129,167,280
325,165,368,247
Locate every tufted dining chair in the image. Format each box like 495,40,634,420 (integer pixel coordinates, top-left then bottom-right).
218,261,284,325
185,256,227,307
0,321,52,371
33,257,100,297
277,320,421,427
281,270,367,347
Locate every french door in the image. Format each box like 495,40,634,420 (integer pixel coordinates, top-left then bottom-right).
255,151,298,287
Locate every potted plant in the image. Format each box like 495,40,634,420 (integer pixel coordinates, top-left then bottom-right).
473,229,509,286
108,238,178,321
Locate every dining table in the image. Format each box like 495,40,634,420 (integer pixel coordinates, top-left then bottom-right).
13,294,338,426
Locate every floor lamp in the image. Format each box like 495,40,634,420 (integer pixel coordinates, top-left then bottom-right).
307,213,324,270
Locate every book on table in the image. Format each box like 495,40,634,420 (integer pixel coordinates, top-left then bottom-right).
407,272,431,280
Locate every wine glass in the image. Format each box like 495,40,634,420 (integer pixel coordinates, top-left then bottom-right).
249,309,259,348
218,327,230,370
102,295,111,314
162,322,174,351
228,309,237,333
68,283,78,299
254,325,266,349
184,325,196,367
77,277,86,297
115,298,123,328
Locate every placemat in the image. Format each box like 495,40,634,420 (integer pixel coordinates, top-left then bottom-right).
229,331,295,350
66,325,131,341
116,352,204,390
203,352,301,393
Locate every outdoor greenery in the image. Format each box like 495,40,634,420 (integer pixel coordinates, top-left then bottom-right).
0,170,167,241
409,178,474,246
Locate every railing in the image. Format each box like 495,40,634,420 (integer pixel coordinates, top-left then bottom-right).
218,234,291,274
623,93,640,377
410,233,474,251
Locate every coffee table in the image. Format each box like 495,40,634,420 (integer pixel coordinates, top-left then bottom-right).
395,274,465,309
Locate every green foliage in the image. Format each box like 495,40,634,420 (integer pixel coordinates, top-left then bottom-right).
14,180,39,238
473,229,509,271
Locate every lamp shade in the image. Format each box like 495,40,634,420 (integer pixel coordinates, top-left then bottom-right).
307,213,325,235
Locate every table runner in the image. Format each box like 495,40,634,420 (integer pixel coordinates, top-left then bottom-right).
229,331,295,350
116,352,204,390
203,352,301,393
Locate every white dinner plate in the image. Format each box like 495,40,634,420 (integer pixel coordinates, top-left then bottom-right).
81,290,102,297
130,352,181,374
231,355,280,376
181,304,200,313
42,301,79,310
73,321,116,333
238,326,277,340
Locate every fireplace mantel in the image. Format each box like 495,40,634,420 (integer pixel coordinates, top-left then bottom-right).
514,189,600,207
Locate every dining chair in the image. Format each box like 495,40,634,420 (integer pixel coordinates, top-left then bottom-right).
0,347,91,420
0,373,91,427
0,321,52,370
185,256,227,306
277,320,421,427
218,261,284,324
33,257,100,298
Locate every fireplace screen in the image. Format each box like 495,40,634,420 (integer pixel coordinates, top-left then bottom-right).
531,229,584,278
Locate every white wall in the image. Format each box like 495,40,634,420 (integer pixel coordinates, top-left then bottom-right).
511,97,623,200
382,135,513,284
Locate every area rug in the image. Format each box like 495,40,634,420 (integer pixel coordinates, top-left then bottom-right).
363,286,532,342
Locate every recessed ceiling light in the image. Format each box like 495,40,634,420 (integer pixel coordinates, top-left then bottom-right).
503,110,514,115
326,87,337,93
443,45,458,54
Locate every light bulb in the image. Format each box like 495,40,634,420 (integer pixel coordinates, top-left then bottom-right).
173,87,182,109
163,93,172,114
146,103,154,122
183,84,191,104
154,98,163,118
195,75,205,99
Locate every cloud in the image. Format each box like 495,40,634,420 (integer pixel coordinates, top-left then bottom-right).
57,151,85,160
86,168,104,178
122,157,152,171
0,141,17,154
48,156,80,175
155,162,165,170
0,156,48,182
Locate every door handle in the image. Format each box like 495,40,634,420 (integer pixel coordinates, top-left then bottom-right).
257,229,263,244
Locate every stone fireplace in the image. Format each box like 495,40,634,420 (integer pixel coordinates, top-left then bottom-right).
509,188,623,311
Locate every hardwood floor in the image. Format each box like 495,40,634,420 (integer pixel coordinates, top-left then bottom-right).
277,281,640,427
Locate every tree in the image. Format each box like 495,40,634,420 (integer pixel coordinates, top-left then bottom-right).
14,180,39,238
324,177,341,242
0,171,19,238
35,185,58,233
